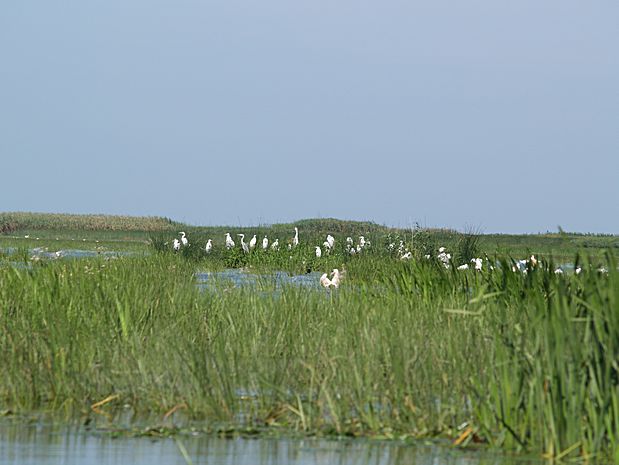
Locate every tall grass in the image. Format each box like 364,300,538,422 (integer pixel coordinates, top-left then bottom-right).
0,250,617,459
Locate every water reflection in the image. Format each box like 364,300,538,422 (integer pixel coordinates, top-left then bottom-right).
0,424,539,465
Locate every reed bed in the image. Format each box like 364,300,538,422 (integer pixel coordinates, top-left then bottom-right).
0,212,177,233
0,248,617,461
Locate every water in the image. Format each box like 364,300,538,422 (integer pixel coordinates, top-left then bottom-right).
0,424,539,465
195,269,324,292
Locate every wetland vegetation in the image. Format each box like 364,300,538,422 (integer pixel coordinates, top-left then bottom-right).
0,212,617,462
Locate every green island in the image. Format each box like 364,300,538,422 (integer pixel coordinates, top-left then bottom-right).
1,212,617,462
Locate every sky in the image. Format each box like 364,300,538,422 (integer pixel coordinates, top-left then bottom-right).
1,1,618,233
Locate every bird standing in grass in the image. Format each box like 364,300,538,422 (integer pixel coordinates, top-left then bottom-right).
225,233,235,249
271,239,279,251
315,246,322,258
262,236,269,250
238,234,249,253
249,235,257,250
205,239,213,254
179,232,189,247
292,227,299,247
173,238,181,251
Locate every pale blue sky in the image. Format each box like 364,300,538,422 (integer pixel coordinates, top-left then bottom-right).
1,1,618,233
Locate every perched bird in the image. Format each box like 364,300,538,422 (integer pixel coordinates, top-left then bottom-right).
225,233,235,250
249,235,257,249
326,234,335,249
238,234,249,253
400,251,412,260
173,238,181,251
271,239,280,251
315,246,322,258
179,231,189,247
292,227,299,247
471,258,483,271
358,236,366,248
554,268,564,275
205,239,213,254
262,236,269,250
457,264,469,270
346,237,353,246
323,240,331,251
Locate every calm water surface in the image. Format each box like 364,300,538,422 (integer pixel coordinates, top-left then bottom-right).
0,424,541,465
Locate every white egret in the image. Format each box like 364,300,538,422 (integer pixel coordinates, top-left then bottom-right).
249,235,257,249
262,236,269,250
205,239,213,254
320,273,333,289
471,258,483,271
326,234,335,249
173,238,181,251
179,232,188,247
330,269,342,288
315,246,322,258
554,268,564,275
323,240,331,251
225,233,235,249
575,266,582,275
292,227,299,247
359,236,366,248
346,237,353,246
400,251,412,260
238,234,249,253
271,239,279,251
457,264,469,270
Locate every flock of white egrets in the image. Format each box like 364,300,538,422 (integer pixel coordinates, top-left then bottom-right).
171,229,594,281
171,227,371,259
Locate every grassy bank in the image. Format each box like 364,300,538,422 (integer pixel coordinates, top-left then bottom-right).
0,248,617,461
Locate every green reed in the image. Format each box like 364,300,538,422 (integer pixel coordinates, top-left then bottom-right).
0,251,616,461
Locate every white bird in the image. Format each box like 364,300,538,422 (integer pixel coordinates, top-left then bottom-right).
238,234,249,253
173,238,181,251
326,234,335,249
575,266,582,275
179,231,189,247
320,273,333,289
346,237,353,246
400,251,412,260
323,240,331,251
225,233,235,250
330,269,342,288
471,258,483,271
292,227,299,247
315,246,322,258
457,264,469,270
262,236,269,250
249,235,257,249
554,268,564,275
358,236,366,248
271,239,279,251
205,239,213,254
438,246,446,253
